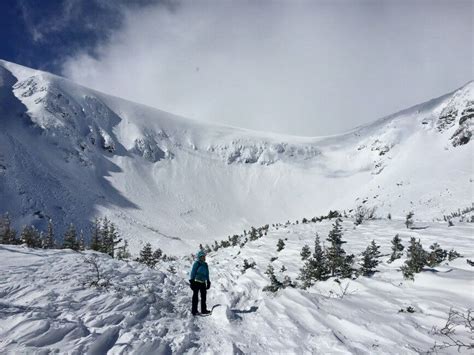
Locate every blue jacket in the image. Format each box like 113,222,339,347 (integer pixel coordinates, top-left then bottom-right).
190,260,209,282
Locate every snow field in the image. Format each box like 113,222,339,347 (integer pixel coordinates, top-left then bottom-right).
2,218,471,354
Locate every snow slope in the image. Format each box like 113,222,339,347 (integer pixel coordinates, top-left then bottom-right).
0,59,472,252
0,218,472,354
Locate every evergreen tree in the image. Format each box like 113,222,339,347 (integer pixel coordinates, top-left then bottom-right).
360,240,381,276
0,213,17,245
42,220,55,249
405,211,414,229
116,240,131,261
102,221,122,257
426,243,447,267
388,234,404,262
63,223,79,251
138,242,156,267
263,264,283,292
400,237,427,279
20,225,41,248
448,249,462,261
249,227,258,241
300,244,311,260
326,218,350,277
299,235,329,288
90,218,102,252
340,254,355,279
78,230,86,251
100,217,110,254
153,248,163,262
241,259,256,273
277,238,285,252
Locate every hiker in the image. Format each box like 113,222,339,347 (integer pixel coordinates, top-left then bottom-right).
189,250,211,315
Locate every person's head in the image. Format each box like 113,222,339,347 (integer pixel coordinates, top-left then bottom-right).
197,250,206,260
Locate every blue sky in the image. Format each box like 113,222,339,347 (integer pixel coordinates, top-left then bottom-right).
0,0,158,72
1,0,473,136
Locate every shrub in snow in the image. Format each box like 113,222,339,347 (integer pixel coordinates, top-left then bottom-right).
20,225,42,248
354,205,377,225
405,211,414,229
388,234,404,263
360,240,381,276
400,237,427,280
241,259,256,273
448,249,462,261
277,238,285,252
426,243,447,267
82,255,111,289
428,308,473,353
300,244,311,260
326,218,354,278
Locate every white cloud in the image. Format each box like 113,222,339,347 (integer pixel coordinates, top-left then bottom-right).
62,0,473,136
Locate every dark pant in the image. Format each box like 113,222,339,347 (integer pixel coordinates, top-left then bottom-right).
192,282,207,313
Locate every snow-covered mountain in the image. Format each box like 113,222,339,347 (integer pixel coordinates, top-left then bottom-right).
0,59,472,253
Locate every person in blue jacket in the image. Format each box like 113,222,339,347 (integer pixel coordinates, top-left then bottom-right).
189,250,211,315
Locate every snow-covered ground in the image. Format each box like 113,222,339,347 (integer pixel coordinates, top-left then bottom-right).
0,60,473,253
1,218,472,354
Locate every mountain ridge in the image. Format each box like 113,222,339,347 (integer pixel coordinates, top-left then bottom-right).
0,60,472,253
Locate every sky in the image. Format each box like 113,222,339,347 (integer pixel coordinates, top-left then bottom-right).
1,0,472,136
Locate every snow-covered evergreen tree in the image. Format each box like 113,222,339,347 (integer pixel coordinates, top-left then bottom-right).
277,238,285,252
20,225,41,248
400,237,427,279
388,234,404,262
78,230,86,251
90,218,102,252
138,242,156,268
263,264,283,292
360,240,381,276
102,220,122,257
153,248,163,262
300,244,311,260
426,243,447,267
299,235,329,288
0,213,17,245
42,220,55,249
116,240,131,261
326,218,352,277
249,227,258,241
62,223,79,251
